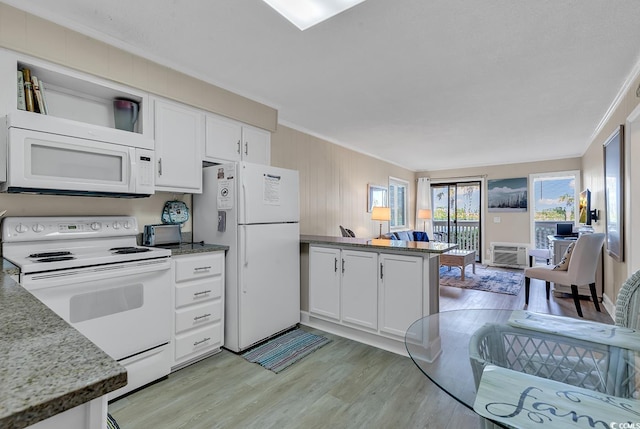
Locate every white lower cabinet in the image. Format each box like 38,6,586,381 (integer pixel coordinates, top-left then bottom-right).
171,251,225,370
26,397,105,429
309,246,423,343
379,253,423,338
341,250,378,330
308,246,341,320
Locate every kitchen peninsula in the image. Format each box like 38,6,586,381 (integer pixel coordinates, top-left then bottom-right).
300,235,456,355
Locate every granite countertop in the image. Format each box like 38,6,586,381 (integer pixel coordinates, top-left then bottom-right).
0,270,127,429
152,242,229,256
300,235,458,254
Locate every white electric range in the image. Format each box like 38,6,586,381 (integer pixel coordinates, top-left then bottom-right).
2,216,173,399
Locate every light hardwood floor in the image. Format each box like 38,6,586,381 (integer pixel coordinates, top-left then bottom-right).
109,276,613,429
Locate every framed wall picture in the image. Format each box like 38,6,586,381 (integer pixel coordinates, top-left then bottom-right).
603,125,625,262
487,177,528,212
367,184,388,213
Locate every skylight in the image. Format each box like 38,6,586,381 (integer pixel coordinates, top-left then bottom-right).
262,0,367,31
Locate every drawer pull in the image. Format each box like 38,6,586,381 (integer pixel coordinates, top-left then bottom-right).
194,337,211,346
193,290,212,296
194,313,212,321
194,266,212,271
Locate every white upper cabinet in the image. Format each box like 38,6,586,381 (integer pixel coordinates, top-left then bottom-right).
153,97,204,193
204,113,270,164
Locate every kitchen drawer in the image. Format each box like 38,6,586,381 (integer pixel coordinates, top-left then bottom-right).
174,252,224,283
175,323,222,361
175,300,222,334
175,276,223,308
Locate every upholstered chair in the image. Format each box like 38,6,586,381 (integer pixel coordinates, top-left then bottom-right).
523,233,605,317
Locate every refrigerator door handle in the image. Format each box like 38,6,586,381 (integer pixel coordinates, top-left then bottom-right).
242,225,248,294
242,182,247,225
243,226,249,267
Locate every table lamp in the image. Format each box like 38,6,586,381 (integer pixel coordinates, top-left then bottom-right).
418,209,432,232
371,206,391,238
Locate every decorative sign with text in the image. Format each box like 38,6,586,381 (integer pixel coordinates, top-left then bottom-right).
474,365,640,428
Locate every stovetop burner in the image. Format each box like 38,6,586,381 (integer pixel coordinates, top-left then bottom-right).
36,256,76,263
110,247,152,254
29,251,73,258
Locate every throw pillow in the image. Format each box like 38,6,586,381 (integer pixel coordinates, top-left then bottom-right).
552,242,575,271
395,231,413,241
413,231,429,242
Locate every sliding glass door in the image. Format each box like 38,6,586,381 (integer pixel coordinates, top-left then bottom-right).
432,181,481,260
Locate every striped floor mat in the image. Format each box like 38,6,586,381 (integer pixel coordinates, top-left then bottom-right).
241,329,331,373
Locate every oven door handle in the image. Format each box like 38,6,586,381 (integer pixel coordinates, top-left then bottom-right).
23,258,171,290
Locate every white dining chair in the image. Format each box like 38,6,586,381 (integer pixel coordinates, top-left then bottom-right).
523,233,605,317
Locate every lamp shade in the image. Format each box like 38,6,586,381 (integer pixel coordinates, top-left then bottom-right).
418,209,432,220
371,206,391,221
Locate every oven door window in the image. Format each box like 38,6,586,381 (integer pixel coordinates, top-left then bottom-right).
70,283,143,323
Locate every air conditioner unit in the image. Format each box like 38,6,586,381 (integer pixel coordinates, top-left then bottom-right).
490,242,528,268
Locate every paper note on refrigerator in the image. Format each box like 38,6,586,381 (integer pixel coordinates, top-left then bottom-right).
263,174,281,205
218,179,234,209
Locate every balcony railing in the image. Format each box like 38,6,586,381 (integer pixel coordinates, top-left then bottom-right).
432,220,571,258
533,221,573,249
433,220,479,253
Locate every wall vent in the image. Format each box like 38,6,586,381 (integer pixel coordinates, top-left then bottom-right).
489,242,528,268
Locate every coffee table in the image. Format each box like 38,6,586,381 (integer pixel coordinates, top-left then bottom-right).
440,249,475,280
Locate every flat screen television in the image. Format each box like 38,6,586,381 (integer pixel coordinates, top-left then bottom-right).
578,189,591,225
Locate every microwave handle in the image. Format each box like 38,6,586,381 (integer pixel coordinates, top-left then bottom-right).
129,148,137,192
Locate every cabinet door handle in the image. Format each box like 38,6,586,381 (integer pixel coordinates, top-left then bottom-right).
341,258,345,274
237,140,241,154
158,158,162,176
194,266,212,271
380,263,384,280
334,257,338,272
193,337,211,346
193,290,212,296
194,313,212,321
244,142,248,156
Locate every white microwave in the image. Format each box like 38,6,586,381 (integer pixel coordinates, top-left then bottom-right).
0,125,155,197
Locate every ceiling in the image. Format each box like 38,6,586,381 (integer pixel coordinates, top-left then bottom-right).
6,0,640,172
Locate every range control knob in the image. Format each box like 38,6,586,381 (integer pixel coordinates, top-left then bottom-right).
113,221,121,230
122,221,132,229
15,223,28,233
32,224,45,233
90,222,101,231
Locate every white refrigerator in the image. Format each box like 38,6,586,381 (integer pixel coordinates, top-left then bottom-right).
194,162,300,352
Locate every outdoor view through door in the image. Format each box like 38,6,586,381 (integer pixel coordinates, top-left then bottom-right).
529,171,580,254
431,181,481,261
531,172,579,250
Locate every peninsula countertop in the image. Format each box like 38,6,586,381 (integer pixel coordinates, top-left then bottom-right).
300,235,458,254
0,266,127,429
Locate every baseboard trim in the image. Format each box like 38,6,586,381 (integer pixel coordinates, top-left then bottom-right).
602,293,616,320
300,311,408,357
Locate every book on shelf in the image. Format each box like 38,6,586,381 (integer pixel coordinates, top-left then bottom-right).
21,68,35,112
38,80,50,115
16,70,26,110
31,75,46,114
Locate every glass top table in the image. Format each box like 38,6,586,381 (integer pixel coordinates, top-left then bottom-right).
405,310,514,410
404,309,640,428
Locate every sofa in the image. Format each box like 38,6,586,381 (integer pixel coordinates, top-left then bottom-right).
384,230,430,242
